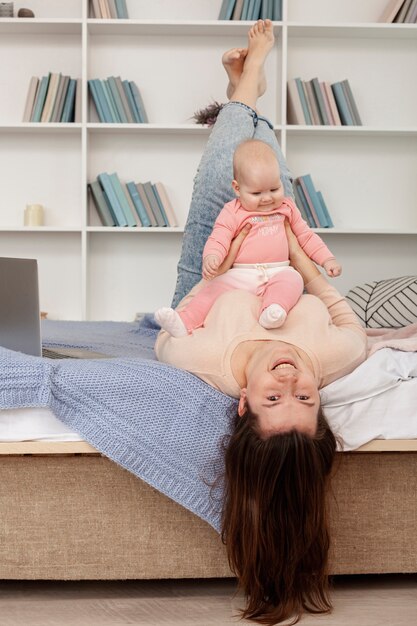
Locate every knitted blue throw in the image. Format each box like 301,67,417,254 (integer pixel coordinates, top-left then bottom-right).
0,317,236,531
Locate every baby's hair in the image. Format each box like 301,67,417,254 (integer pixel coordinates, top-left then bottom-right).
233,139,278,180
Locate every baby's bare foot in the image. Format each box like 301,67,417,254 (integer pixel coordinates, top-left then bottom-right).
246,19,274,97
222,47,248,99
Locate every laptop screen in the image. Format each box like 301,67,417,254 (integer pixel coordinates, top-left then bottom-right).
0,257,41,357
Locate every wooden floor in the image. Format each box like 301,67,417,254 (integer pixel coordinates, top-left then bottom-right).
0,575,416,625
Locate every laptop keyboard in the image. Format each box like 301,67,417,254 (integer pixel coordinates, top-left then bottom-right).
42,348,78,359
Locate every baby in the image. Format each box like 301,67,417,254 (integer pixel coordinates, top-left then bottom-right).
155,139,341,337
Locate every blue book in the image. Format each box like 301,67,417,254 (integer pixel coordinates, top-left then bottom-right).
123,80,141,123
292,183,313,227
317,191,334,228
101,80,119,123
107,76,129,123
295,78,312,125
251,0,262,19
242,0,255,20
126,182,151,227
261,0,272,19
331,81,354,126
129,82,148,123
218,0,236,19
272,0,282,20
152,184,170,227
31,74,50,122
94,79,114,123
97,172,128,226
103,80,122,123
61,78,76,122
294,180,316,228
114,0,128,18
301,174,329,227
109,173,137,227
88,80,106,122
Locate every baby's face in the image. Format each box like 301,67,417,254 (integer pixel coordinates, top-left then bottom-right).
233,159,284,213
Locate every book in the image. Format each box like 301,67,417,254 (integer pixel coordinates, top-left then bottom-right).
89,181,116,226
241,0,252,20
304,80,321,125
394,0,413,21
317,191,334,228
251,0,262,19
292,183,312,226
61,78,77,123
136,183,157,226
22,76,39,123
311,77,329,125
153,182,179,227
107,0,118,19
74,78,82,123
129,82,148,123
341,80,362,126
320,81,334,126
301,174,330,227
109,173,138,227
41,72,61,122
378,0,406,22
287,79,305,124
126,182,151,227
331,81,354,125
296,177,321,227
103,79,122,122
94,79,114,122
232,0,244,19
114,76,135,123
114,0,128,18
88,79,106,122
405,0,417,20
143,181,167,226
101,80,119,122
97,172,128,226
218,0,236,19
51,75,70,123
99,0,111,19
123,80,141,123
272,0,282,20
293,180,316,228
122,183,142,226
323,81,341,126
31,75,50,122
106,76,129,123
295,78,312,125
260,0,271,20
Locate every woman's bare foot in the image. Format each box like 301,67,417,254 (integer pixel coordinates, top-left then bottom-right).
222,47,248,99
228,20,275,109
246,19,274,98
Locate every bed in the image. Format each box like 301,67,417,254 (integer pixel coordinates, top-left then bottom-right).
1,276,417,580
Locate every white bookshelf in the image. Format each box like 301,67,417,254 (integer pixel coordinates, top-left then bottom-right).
0,0,416,320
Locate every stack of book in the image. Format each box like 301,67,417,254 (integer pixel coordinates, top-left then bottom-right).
88,77,148,123
22,74,80,123
90,0,129,19
287,77,362,126
89,172,178,228
293,175,334,229
379,0,417,23
218,0,282,21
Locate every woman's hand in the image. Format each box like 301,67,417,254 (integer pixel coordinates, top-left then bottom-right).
215,223,252,276
284,219,321,284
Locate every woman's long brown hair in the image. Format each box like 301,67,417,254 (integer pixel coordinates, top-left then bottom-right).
221,406,337,625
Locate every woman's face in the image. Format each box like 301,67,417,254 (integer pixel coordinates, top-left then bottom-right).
238,343,320,437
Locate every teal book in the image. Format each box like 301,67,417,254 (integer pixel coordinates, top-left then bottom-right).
272,0,282,20
104,79,122,122
341,80,362,126
297,176,322,227
94,79,114,123
242,0,255,20
129,82,148,123
331,82,354,126
293,180,316,228
89,181,116,226
301,174,329,227
295,78,312,125
311,78,329,125
31,74,50,122
123,80,141,123
126,182,151,227
152,183,170,226
97,172,128,226
88,80,106,122
109,173,137,227
143,181,167,226
317,191,334,228
251,0,262,19
107,76,129,123
115,0,129,19
218,0,236,19
260,0,272,19
61,78,76,122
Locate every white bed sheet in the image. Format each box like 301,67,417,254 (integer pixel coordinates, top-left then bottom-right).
0,407,84,442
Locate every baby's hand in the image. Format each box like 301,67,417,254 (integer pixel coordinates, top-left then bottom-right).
203,254,221,280
324,258,342,278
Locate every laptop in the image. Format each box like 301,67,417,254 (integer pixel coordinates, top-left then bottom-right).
0,257,109,359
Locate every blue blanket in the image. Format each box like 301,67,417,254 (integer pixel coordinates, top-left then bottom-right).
0,317,237,531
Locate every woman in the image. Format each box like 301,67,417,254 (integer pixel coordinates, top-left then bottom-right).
156,20,367,625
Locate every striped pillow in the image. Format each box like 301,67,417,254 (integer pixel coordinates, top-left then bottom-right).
345,276,417,328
